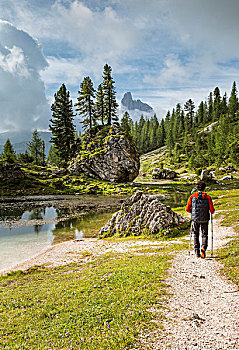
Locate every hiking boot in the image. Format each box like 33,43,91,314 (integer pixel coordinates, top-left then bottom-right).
195,251,201,258
201,248,206,259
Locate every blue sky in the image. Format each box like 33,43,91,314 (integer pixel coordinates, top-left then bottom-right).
0,0,239,132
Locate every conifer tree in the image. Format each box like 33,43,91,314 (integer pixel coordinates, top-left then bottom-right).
212,87,221,121
208,92,213,122
102,64,119,125
50,84,76,167
184,99,195,129
228,81,239,119
27,129,45,165
95,84,105,125
75,76,95,129
2,139,16,163
221,93,228,115
121,111,132,136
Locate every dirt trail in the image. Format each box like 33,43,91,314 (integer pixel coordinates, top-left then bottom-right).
135,219,239,350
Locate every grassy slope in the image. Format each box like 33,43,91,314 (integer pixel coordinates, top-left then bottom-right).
0,243,186,349
212,188,239,286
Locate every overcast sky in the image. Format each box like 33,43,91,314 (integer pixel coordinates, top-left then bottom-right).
0,0,239,132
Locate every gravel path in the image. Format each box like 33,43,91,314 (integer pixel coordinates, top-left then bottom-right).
134,219,239,350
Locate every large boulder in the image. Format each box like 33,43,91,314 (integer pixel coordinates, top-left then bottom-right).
0,163,25,181
152,167,177,179
69,125,140,182
99,190,190,238
200,169,212,182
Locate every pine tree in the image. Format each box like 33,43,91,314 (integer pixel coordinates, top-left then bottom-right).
184,99,195,129
50,84,76,167
47,145,61,166
95,84,105,125
27,129,45,165
228,81,239,119
221,92,228,115
208,92,213,122
212,87,221,121
121,111,132,136
102,64,119,125
75,76,95,130
2,139,16,163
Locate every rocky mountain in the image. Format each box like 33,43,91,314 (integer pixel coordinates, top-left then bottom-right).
121,92,153,113
69,124,140,182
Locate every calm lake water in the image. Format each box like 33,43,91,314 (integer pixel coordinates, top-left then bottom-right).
0,192,189,273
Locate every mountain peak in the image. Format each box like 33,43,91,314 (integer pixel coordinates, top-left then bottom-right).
121,92,153,112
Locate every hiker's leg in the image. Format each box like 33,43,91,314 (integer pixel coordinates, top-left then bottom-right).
192,222,200,255
201,222,209,251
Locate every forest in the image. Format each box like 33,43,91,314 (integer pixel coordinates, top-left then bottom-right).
1,63,239,172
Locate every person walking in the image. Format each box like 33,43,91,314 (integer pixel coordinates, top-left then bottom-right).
186,181,215,258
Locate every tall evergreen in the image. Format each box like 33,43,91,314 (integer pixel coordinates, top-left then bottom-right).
212,87,221,121
207,92,213,122
27,129,45,165
228,81,239,119
2,139,16,163
184,99,195,129
102,64,119,125
75,76,95,129
50,84,76,167
121,111,132,136
95,84,105,125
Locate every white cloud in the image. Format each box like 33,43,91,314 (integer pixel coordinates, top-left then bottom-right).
0,21,50,132
0,45,30,77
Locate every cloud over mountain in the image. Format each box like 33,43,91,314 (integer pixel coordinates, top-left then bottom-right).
0,20,50,132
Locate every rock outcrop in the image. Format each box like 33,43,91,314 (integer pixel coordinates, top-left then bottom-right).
69,124,140,182
99,191,190,238
121,92,153,112
0,163,25,181
152,168,177,180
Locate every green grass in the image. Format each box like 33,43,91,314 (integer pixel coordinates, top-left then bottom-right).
0,244,181,350
210,188,239,287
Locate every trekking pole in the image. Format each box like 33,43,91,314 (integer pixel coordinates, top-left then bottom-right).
188,221,192,256
211,213,213,258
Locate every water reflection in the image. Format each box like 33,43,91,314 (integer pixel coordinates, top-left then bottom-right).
0,206,114,272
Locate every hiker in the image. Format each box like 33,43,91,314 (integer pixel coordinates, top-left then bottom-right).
186,181,215,258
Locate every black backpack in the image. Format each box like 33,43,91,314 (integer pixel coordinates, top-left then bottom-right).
191,192,210,223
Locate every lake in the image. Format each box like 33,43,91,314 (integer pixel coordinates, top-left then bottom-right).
0,192,190,273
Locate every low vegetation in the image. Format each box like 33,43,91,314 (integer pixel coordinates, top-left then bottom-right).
0,241,187,349
212,188,239,286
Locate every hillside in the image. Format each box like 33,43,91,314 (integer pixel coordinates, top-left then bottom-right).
136,119,239,184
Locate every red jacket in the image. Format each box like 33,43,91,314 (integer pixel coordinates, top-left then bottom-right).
186,192,215,214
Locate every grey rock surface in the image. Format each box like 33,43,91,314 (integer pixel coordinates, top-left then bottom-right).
200,169,212,181
0,163,25,180
69,124,140,182
152,168,177,179
121,92,153,112
99,190,189,237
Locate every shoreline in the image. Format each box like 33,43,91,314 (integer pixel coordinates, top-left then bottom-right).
0,238,99,276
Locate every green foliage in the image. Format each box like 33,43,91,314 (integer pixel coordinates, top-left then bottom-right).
47,145,61,166
102,64,119,125
75,76,96,129
27,129,45,165
1,139,16,163
50,84,76,168
120,111,132,136
228,81,239,119
95,83,106,125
